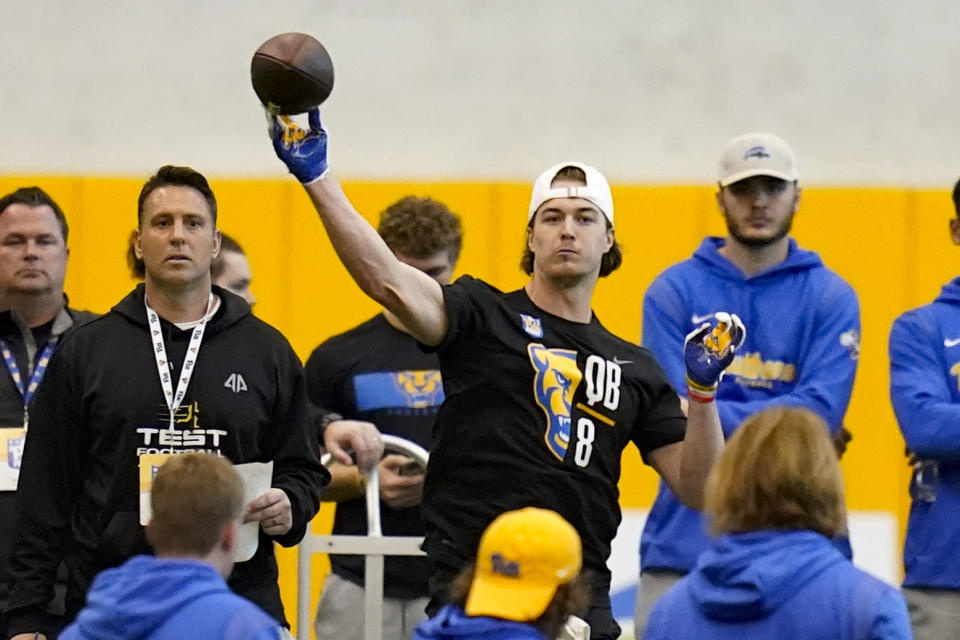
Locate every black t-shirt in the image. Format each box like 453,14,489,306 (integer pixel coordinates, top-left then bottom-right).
305,314,440,599
422,276,686,580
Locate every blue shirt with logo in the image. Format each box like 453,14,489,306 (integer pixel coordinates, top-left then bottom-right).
640,237,860,572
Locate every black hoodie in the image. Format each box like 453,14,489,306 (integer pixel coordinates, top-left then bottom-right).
4,285,328,636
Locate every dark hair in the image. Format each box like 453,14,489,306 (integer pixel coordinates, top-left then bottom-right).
448,565,590,639
953,177,960,217
377,196,463,263
0,186,69,243
138,165,217,226
211,232,245,280
554,165,587,183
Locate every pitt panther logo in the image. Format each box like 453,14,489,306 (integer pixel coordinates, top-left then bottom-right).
528,344,582,460
394,370,443,409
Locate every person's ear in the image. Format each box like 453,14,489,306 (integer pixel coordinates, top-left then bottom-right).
220,520,237,553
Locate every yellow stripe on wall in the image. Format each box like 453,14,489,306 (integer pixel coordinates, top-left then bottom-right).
1,175,942,630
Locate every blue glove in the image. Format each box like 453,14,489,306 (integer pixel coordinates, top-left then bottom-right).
684,312,746,403
267,107,329,184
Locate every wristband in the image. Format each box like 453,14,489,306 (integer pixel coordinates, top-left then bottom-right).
686,376,717,403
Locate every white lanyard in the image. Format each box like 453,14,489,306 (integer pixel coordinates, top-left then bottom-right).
146,294,214,429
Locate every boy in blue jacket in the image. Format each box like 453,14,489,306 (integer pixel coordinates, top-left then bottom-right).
636,133,861,633
888,177,960,639
59,454,282,640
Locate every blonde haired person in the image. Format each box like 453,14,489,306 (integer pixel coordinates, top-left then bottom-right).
643,407,910,639
413,507,589,640
59,454,282,640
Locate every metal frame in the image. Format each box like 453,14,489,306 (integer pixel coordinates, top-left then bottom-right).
297,434,429,640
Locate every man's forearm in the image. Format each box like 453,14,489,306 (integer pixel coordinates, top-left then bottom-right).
304,176,408,307
677,399,724,510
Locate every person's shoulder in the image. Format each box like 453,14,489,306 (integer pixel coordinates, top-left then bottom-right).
826,560,906,611
652,256,703,285
447,274,505,297
229,313,293,348
323,314,389,346
56,308,126,349
306,315,387,365
222,595,282,636
586,322,664,368
66,307,99,327
808,263,858,299
196,591,281,640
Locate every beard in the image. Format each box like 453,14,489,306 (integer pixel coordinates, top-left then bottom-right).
723,210,794,248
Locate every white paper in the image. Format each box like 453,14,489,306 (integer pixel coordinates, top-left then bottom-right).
234,460,273,562
0,428,26,491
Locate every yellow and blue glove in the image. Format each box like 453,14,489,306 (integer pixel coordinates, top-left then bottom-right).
684,312,746,403
267,107,329,184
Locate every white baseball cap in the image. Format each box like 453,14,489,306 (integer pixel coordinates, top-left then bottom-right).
717,133,798,187
528,162,614,225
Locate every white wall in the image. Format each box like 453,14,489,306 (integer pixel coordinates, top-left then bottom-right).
3,1,958,185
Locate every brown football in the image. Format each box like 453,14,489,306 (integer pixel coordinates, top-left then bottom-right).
251,33,334,115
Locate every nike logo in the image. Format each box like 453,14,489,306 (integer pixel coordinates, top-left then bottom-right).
612,356,633,365
944,338,960,348
691,313,713,324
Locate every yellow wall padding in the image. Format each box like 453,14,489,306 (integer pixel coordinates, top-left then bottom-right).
2,175,949,629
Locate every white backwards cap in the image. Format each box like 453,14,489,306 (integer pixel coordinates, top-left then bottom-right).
527,162,614,225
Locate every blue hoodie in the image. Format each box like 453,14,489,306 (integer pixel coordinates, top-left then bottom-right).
58,555,280,640
413,605,546,640
890,277,960,588
640,237,860,571
643,531,910,640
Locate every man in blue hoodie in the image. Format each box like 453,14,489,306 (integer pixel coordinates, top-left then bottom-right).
888,178,960,639
635,133,861,633
59,453,281,640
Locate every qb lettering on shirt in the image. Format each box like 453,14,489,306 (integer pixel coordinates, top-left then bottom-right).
528,346,622,468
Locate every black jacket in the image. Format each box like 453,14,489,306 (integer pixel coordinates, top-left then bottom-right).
4,286,327,635
0,304,96,626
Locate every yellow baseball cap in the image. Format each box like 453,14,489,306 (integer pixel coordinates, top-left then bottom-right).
465,507,582,622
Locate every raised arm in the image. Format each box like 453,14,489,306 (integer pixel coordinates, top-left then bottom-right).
649,314,746,509
269,110,448,346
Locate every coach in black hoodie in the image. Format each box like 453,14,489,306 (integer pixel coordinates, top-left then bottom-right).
4,166,330,639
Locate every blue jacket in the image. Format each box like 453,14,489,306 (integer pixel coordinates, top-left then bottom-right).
890,277,960,588
413,605,545,640
640,237,860,571
58,555,280,640
643,531,910,640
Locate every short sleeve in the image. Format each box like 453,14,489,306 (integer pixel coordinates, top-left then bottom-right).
424,275,487,354
632,354,686,463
